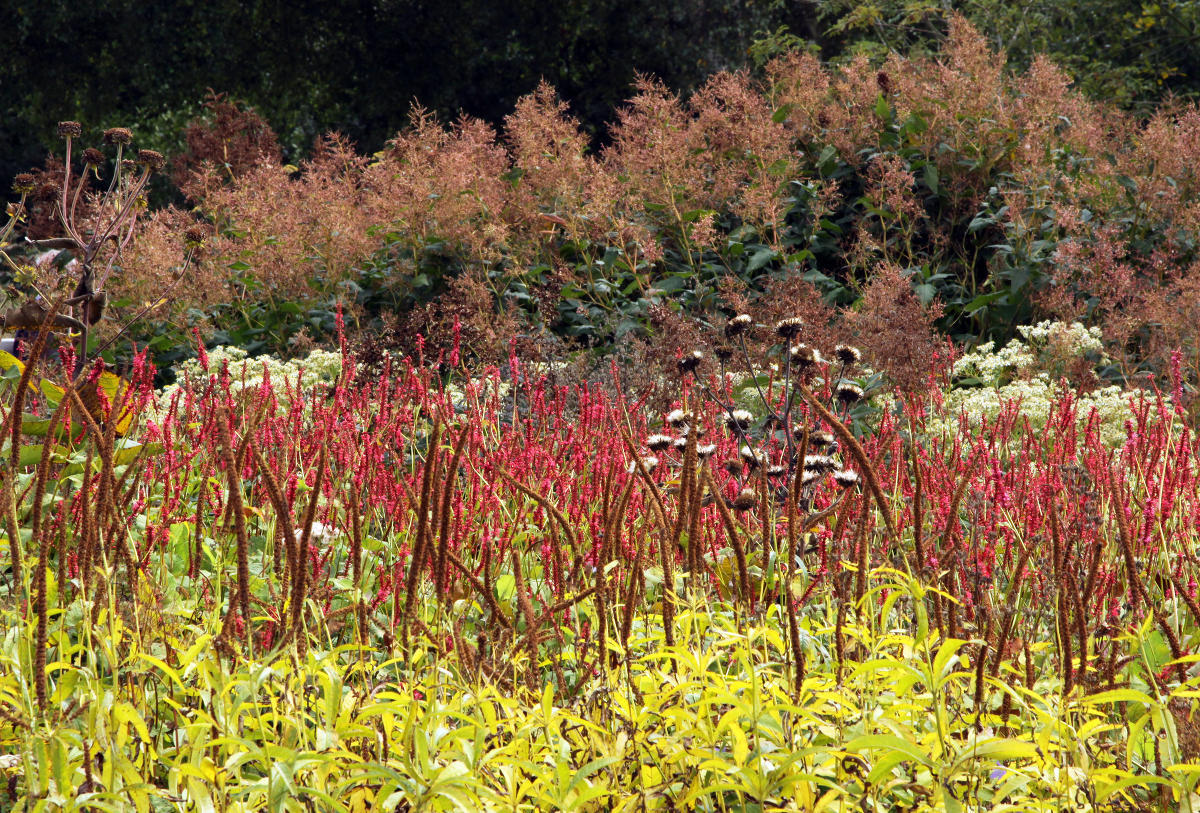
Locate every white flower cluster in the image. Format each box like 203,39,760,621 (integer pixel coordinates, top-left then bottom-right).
156,345,343,412
943,321,1159,447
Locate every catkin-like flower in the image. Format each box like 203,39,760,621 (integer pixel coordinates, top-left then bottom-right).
646,434,673,451
678,350,703,373
775,317,804,340
58,121,82,138
834,345,862,365
725,314,753,338
724,409,753,431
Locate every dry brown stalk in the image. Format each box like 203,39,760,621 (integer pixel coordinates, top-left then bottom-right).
400,420,442,627
435,425,472,602
704,467,751,607
444,549,513,631
511,550,540,690
251,448,298,598
798,382,897,541
292,445,328,655
216,408,252,647
972,619,992,732
31,379,74,714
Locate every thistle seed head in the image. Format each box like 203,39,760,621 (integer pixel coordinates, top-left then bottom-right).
834,469,860,488
789,344,822,368
646,434,673,452
725,313,753,338
834,344,862,365
714,345,734,363
835,382,864,405
696,443,717,458
722,459,744,476
724,409,753,432
678,350,703,374
731,488,758,511
775,317,804,340
666,409,688,428
804,454,838,473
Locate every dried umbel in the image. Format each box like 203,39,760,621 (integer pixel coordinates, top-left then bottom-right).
57,121,82,138
103,127,133,146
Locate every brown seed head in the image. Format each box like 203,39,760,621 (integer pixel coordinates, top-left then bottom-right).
184,225,208,246
731,488,757,512
58,121,82,138
775,317,804,340
82,148,105,166
725,314,753,339
103,127,133,146
137,149,166,171
12,173,36,194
